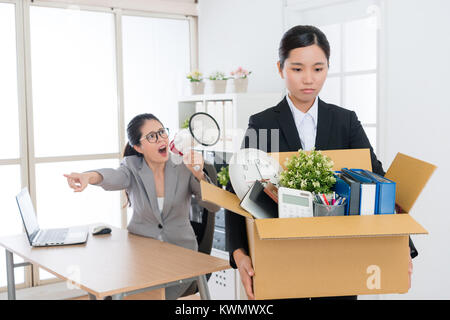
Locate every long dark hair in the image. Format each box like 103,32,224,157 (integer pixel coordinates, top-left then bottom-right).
122,113,164,207
278,25,330,69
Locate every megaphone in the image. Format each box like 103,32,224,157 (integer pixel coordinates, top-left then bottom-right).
169,112,221,171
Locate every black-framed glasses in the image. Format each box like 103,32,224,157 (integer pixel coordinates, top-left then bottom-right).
140,128,170,143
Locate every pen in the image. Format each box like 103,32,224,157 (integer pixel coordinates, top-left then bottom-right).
334,197,342,206
321,193,330,205
314,194,321,204
317,194,324,205
333,197,341,206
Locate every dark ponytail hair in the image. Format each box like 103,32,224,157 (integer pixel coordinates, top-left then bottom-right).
122,113,164,158
123,143,141,158
122,113,164,208
279,25,330,69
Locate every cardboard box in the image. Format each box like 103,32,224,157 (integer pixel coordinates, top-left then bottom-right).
201,149,436,299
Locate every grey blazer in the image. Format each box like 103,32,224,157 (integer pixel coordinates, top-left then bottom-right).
92,154,220,252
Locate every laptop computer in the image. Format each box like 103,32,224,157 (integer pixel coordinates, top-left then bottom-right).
16,188,88,247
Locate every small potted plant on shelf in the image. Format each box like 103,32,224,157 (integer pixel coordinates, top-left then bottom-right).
208,71,230,94
181,117,190,129
231,66,251,93
186,70,205,95
217,165,230,189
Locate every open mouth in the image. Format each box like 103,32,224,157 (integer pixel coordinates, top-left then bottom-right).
158,145,168,156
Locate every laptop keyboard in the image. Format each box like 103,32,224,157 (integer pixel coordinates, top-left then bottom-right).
41,228,68,243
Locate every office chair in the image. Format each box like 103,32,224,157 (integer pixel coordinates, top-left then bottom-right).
180,161,218,297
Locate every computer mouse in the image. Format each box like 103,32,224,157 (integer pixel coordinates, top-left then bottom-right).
92,226,112,236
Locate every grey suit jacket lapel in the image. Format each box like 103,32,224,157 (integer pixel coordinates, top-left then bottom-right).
138,159,163,224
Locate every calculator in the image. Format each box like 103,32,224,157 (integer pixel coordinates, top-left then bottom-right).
278,187,314,218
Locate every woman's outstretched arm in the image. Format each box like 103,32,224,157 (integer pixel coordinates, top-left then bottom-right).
64,161,132,192
64,171,102,192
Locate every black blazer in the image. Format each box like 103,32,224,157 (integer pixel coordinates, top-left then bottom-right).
225,97,417,269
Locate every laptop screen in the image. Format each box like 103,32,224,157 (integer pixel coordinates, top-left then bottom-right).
16,188,40,240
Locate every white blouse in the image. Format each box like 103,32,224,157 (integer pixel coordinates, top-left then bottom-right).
157,197,164,212
286,93,318,151
157,197,164,241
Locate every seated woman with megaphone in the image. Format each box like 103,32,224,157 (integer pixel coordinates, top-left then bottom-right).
63,113,220,300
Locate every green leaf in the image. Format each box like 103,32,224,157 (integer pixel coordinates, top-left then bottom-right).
217,166,230,187
182,117,190,129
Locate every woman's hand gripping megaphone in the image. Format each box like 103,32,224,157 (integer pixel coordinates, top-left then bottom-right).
169,128,201,171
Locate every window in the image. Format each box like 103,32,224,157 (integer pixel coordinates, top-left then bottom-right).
122,15,191,222
28,6,121,283
0,2,20,159
30,6,119,158
286,0,380,153
122,15,191,134
0,0,194,291
0,166,25,288
0,1,26,289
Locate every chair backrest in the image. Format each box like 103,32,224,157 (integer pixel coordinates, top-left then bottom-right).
181,162,218,297
190,161,217,254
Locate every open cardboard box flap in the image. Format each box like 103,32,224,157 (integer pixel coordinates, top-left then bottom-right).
201,182,253,219
385,152,437,213
201,149,435,240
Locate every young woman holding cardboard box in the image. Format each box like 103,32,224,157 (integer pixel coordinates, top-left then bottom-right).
225,25,415,300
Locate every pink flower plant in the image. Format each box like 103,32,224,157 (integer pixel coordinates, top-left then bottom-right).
230,66,252,79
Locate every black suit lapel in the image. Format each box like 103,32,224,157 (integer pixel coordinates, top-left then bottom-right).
276,97,302,151
315,98,332,150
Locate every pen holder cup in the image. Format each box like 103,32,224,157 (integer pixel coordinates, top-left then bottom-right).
313,202,346,217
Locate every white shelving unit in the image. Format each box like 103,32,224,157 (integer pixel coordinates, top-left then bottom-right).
177,93,282,153
208,248,247,300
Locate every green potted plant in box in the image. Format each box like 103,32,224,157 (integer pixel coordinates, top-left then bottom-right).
208,71,230,94
187,70,205,95
279,149,336,195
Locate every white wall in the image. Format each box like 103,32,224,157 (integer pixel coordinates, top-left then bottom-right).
380,0,450,300
198,0,284,94
198,0,450,299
